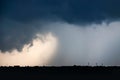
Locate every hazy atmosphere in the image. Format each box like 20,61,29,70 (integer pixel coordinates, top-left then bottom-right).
0,0,120,66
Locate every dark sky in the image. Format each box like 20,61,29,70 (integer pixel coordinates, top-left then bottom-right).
1,0,120,51
0,0,120,66
1,0,120,23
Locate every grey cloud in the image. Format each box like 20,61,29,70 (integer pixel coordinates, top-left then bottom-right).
1,19,120,66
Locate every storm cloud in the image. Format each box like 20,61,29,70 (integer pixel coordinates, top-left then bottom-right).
0,0,120,66
0,33,58,66
1,0,120,23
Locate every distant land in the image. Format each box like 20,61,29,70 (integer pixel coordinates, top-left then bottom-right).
0,66,120,79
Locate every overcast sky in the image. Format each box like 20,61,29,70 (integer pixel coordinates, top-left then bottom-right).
0,0,120,66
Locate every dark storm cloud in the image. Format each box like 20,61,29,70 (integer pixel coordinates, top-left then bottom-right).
1,0,120,23
1,0,120,51
1,0,120,66
0,18,48,52
0,19,34,51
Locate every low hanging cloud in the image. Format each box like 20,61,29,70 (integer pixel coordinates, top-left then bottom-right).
0,20,120,66
0,33,58,66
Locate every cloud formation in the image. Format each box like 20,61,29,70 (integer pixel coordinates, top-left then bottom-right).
1,0,120,66
0,33,58,66
1,0,120,23
0,19,120,66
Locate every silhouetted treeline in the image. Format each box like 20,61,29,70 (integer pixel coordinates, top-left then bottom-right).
0,66,120,79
